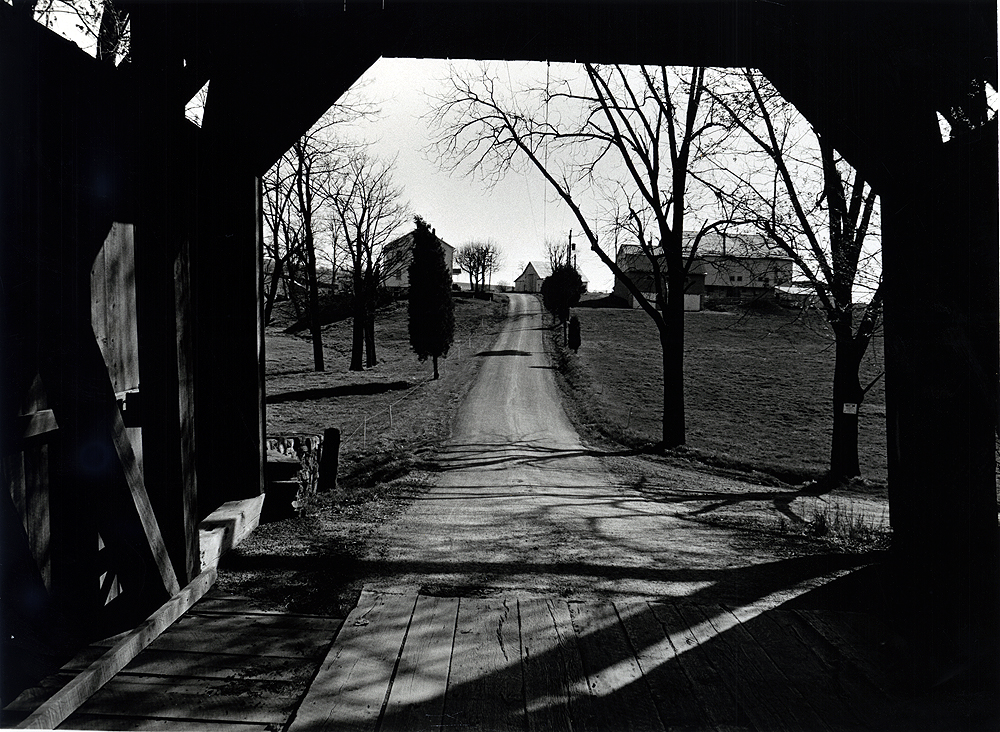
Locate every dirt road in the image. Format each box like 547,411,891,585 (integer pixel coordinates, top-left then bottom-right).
364,294,864,604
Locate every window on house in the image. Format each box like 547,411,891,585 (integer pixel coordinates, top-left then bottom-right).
729,276,735,282
737,276,743,282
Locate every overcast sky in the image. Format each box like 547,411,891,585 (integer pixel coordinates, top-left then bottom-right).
338,57,614,291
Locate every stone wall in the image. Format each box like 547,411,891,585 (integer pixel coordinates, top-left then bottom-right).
265,434,323,514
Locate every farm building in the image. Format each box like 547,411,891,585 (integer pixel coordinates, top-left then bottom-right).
612,233,793,309
515,261,588,293
1,0,996,720
383,228,457,290
514,261,550,292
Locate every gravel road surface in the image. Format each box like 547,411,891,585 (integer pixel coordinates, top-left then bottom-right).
364,294,862,604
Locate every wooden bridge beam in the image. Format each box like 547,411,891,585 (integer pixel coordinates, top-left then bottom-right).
130,4,200,585
193,61,267,515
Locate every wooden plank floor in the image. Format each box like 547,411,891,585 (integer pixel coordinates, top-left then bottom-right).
7,588,994,731
288,589,992,732
3,590,344,731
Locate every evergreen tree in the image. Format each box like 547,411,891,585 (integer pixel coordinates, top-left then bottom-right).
408,217,455,379
541,264,585,339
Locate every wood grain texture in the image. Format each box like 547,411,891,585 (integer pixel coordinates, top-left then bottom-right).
16,569,216,730
519,598,575,732
568,601,665,732
702,604,830,732
613,599,705,729
379,594,459,732
65,674,302,725
65,714,274,731
134,612,339,659
648,601,739,732
287,592,417,732
443,596,523,731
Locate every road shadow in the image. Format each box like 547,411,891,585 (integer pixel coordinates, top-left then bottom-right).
475,349,533,357
266,380,411,404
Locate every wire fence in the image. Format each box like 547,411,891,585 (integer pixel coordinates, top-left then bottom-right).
335,315,501,451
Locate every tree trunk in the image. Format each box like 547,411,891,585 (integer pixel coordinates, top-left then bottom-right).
350,292,365,371
263,256,283,326
305,237,324,371
829,330,864,478
364,302,377,368
433,354,439,379
659,275,686,448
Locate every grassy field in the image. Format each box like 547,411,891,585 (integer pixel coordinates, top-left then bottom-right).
266,295,509,487
557,304,889,487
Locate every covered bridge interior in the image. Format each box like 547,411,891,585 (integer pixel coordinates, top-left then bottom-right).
2,0,997,705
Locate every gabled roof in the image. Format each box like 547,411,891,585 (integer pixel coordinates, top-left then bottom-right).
385,229,454,255
516,260,588,283
618,232,791,262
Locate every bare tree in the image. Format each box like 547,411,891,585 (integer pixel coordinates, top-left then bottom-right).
262,151,309,326
261,102,375,365
455,240,502,292
18,0,130,63
328,151,410,371
700,69,882,479
544,237,569,272
287,121,344,371
429,62,730,447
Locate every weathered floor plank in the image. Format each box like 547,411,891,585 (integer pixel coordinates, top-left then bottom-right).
790,609,898,730
519,598,576,732
287,591,417,732
379,594,460,732
443,596,523,731
703,604,831,732
116,649,312,681
675,600,795,731
613,599,707,731
64,674,306,725
647,601,746,731
568,601,665,732
124,612,339,659
64,714,275,731
733,608,870,730
9,586,943,732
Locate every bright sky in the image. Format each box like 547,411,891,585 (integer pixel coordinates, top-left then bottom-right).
337,57,614,291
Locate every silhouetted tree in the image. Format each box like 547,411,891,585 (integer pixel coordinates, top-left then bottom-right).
330,151,410,371
408,217,454,379
701,69,882,478
541,264,585,339
455,241,502,292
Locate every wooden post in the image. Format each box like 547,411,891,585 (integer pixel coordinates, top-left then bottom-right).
318,428,341,493
880,118,1000,683
194,66,266,517
131,5,200,586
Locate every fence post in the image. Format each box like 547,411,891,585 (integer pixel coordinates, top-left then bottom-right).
389,404,393,428
318,427,340,492
363,417,367,450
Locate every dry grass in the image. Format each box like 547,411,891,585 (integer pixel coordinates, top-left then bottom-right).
266,296,508,466
554,305,889,488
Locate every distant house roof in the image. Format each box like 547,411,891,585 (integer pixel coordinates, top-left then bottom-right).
385,229,454,257
516,260,588,283
383,228,454,280
685,231,791,259
618,231,792,264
